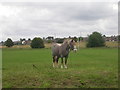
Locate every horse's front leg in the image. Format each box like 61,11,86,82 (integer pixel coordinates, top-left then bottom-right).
61,57,63,69
64,56,68,69
53,56,55,68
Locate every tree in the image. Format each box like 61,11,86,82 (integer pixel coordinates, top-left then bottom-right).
23,38,26,41
5,38,14,47
78,37,83,41
69,36,71,39
72,36,78,42
46,36,54,40
103,35,106,37
87,32,105,47
31,37,45,48
28,38,31,41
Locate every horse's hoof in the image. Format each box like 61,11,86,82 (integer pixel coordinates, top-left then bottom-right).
53,65,55,68
64,65,67,69
61,65,63,69
53,63,55,68
56,66,59,68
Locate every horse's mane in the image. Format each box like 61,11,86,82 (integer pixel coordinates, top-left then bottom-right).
63,39,72,44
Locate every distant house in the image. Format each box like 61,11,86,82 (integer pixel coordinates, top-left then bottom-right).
25,40,31,45
0,41,5,46
22,41,26,45
0,42,2,46
14,41,21,45
13,40,31,45
81,36,118,42
105,36,118,42
22,40,31,45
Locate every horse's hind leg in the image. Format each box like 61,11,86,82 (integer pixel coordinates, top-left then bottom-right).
53,56,58,68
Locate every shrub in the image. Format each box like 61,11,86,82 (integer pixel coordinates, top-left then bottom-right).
31,37,45,48
56,38,64,43
5,38,14,47
47,40,52,43
87,32,105,47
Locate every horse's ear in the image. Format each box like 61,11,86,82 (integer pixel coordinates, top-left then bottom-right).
71,39,74,42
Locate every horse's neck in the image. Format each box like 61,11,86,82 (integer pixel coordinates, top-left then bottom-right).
61,43,69,50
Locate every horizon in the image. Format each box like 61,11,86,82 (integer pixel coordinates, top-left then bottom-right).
1,34,119,42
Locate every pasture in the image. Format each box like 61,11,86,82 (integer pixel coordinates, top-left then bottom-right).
2,48,118,88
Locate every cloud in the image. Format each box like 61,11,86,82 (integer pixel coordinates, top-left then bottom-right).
0,2,118,41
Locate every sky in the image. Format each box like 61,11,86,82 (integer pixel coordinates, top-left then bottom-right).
0,1,118,41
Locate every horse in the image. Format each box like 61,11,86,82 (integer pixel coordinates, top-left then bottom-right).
51,39,76,68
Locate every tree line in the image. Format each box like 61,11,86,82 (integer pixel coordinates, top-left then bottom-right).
4,32,120,48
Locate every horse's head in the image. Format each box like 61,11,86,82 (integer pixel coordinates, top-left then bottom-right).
69,39,76,50
63,39,77,51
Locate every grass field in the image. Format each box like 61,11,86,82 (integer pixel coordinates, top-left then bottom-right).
2,48,118,88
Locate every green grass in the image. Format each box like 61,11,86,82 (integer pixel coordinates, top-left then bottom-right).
2,48,118,88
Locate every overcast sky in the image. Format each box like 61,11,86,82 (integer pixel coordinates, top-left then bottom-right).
0,1,118,41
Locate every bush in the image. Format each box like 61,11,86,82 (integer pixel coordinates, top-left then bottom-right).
87,32,105,47
78,37,83,41
5,38,14,47
47,40,52,43
31,37,45,48
56,38,64,43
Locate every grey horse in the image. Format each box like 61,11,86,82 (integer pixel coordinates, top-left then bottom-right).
51,39,76,68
